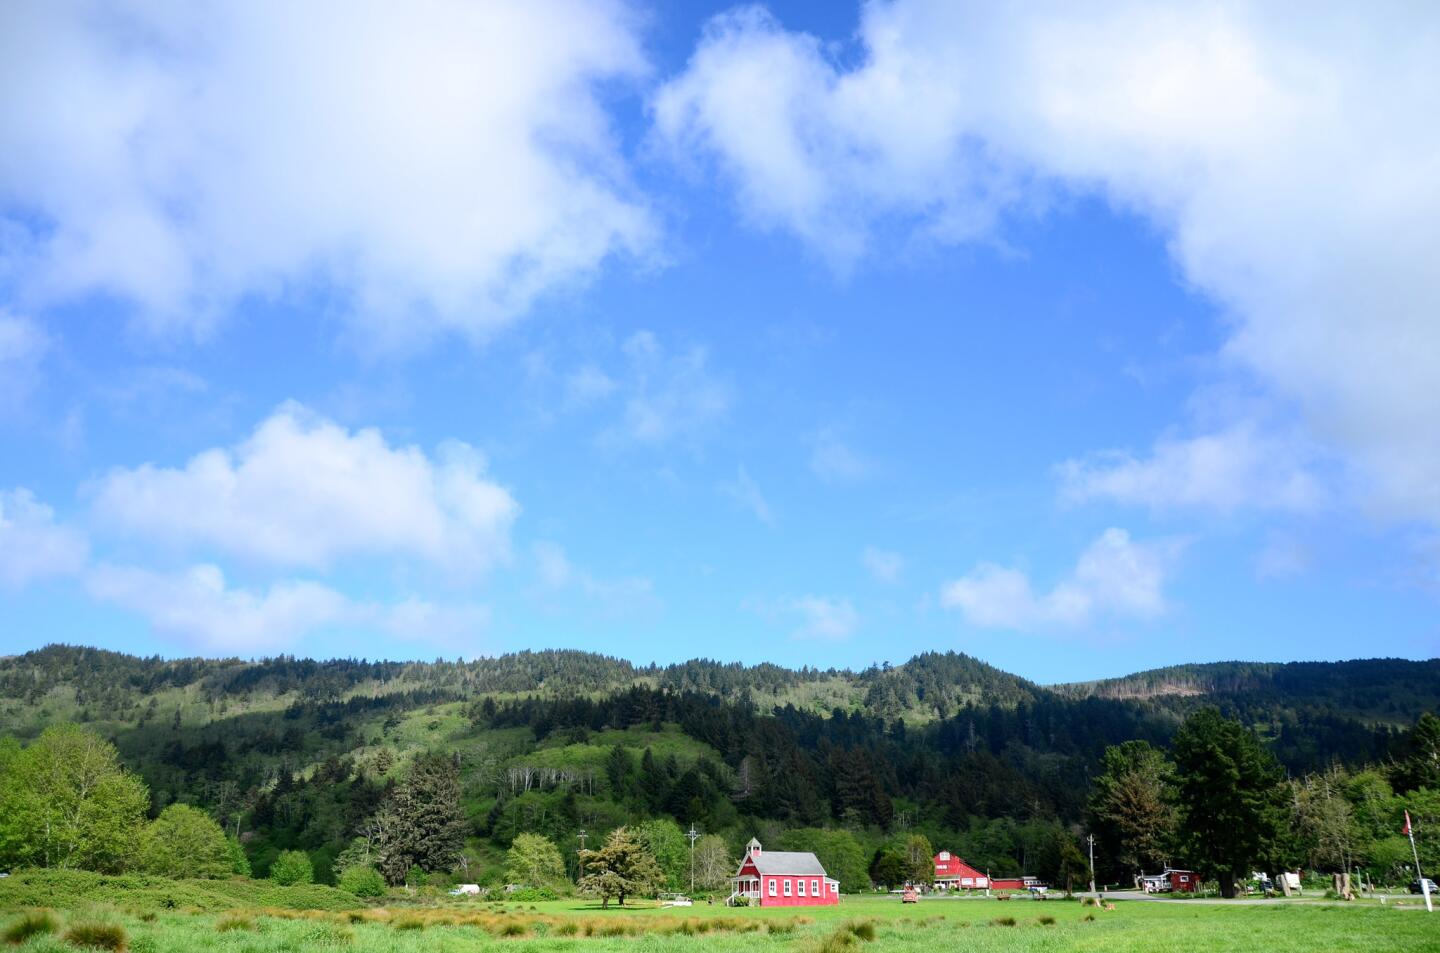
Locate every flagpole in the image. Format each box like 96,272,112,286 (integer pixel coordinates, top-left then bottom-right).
1407,810,1433,913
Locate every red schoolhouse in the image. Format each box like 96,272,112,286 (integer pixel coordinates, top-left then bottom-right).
729,838,840,907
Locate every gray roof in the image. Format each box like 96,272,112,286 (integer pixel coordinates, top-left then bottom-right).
745,850,827,876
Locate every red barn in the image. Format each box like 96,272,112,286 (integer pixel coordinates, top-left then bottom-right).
932,850,989,889
729,838,840,907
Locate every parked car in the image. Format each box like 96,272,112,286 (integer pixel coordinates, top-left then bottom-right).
1410,878,1437,895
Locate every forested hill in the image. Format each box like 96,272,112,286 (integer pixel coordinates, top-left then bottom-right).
1,643,1436,889
1053,658,1440,722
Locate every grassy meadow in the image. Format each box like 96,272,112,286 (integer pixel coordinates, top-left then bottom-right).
3,873,1437,953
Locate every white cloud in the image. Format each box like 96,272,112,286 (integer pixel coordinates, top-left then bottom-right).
1057,424,1324,513
85,562,487,651
0,311,49,412
0,488,88,588
0,0,653,346
606,331,731,445
940,528,1177,630
531,540,657,618
89,402,518,573
808,429,872,482
862,546,904,583
720,464,773,525
656,2,1440,530
564,365,618,408
791,595,860,641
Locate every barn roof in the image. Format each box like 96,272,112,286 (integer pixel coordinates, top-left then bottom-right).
746,850,827,876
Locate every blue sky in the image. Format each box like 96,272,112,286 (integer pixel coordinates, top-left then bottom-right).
2,1,1437,682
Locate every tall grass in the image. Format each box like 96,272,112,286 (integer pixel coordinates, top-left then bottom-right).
3,911,59,945
63,922,128,951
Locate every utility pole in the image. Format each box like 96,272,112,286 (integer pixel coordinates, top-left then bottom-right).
1087,834,1096,896
576,829,588,885
687,824,700,894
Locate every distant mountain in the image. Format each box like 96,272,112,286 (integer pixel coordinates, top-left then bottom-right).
1053,658,1440,724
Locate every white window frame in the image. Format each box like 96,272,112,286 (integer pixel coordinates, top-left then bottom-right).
798,879,806,897
783,879,792,897
768,878,777,897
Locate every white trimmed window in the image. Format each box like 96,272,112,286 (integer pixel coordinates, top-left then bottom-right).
812,880,819,895
783,879,792,896
798,880,806,897
768,879,777,897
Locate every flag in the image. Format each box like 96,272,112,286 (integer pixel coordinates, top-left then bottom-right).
1404,810,1412,837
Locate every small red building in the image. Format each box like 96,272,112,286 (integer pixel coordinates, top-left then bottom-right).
932,851,990,889
1166,869,1198,892
729,838,840,907
1141,868,1199,893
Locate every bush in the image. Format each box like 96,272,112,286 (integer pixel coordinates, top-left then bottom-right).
505,886,557,902
4,911,59,944
990,916,1017,927
337,866,386,899
270,850,314,886
63,922,128,951
1037,915,1056,926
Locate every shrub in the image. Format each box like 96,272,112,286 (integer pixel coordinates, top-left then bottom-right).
63,922,128,951
1083,913,1096,922
767,921,797,935
1038,915,1056,926
4,912,59,944
337,866,386,899
990,916,1017,927
270,850,314,886
499,921,527,937
555,922,578,937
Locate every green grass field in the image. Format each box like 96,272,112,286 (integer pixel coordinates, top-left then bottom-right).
4,875,1438,953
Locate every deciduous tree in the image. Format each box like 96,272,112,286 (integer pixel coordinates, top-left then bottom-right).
138,804,232,879
505,833,567,889
578,827,664,907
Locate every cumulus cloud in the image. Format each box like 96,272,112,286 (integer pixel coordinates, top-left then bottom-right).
1057,424,1325,513
0,488,88,587
86,562,487,651
791,595,860,640
940,528,1177,630
89,403,517,573
0,0,653,345
862,546,904,583
656,2,1440,530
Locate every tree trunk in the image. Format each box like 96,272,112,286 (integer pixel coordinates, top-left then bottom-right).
1219,871,1237,899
